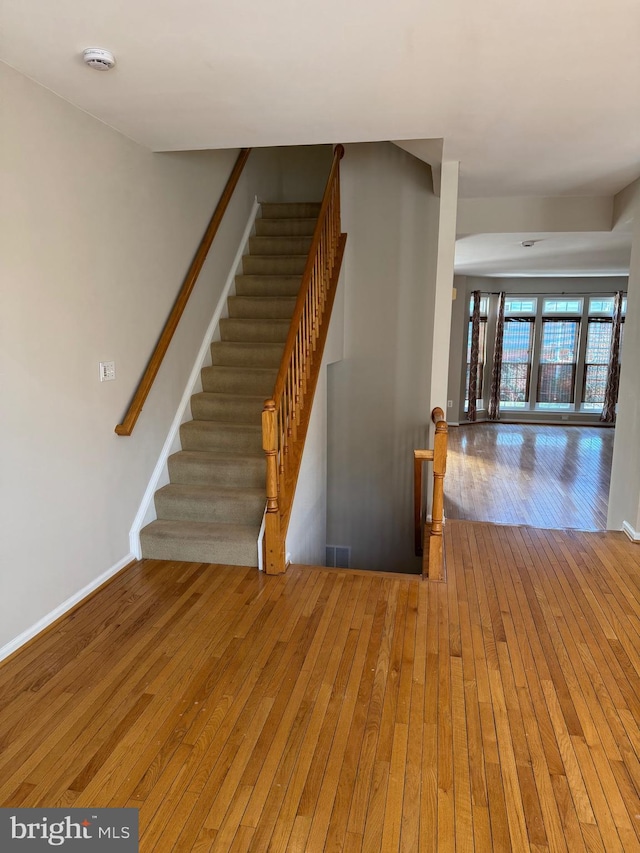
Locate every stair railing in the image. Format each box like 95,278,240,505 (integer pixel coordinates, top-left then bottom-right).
414,407,449,580
115,148,252,436
262,145,347,574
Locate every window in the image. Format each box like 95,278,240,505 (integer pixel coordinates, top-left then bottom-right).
461,289,626,418
582,320,612,411
537,319,579,409
464,295,488,411
500,318,534,409
505,298,536,315
542,298,583,314
581,296,626,411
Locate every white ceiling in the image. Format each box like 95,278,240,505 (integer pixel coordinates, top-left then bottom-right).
455,232,632,278
2,0,640,199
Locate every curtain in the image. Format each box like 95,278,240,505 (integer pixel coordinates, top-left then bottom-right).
488,292,506,420
467,290,481,422
600,290,624,423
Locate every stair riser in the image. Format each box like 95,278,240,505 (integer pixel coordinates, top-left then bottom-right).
255,219,317,237
180,423,262,454
140,533,258,567
155,492,265,525
168,455,266,488
210,342,284,368
191,395,264,424
235,276,301,297
227,297,296,320
200,367,277,396
220,319,290,343
242,256,307,275
248,236,313,256
261,203,321,219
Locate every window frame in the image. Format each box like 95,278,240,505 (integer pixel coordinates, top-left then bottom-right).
460,289,627,420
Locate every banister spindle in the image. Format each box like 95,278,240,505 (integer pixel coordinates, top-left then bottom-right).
261,144,346,575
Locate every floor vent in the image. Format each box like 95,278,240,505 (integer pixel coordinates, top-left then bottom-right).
326,545,351,568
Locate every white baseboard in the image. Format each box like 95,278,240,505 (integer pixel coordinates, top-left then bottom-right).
622,521,640,542
129,198,261,557
0,553,135,664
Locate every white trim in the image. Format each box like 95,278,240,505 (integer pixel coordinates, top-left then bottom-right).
129,198,261,557
622,521,640,542
0,553,135,664
257,506,266,572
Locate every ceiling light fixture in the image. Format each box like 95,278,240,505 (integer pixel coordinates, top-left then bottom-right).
83,48,116,70
521,240,536,248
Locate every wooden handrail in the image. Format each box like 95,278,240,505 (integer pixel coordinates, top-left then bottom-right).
115,148,252,436
414,407,448,581
262,144,347,574
271,145,344,404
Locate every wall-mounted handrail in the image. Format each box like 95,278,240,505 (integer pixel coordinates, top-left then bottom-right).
115,148,252,436
262,144,347,574
414,406,448,580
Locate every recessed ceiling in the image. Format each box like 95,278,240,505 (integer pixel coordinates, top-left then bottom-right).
2,0,640,198
455,232,632,277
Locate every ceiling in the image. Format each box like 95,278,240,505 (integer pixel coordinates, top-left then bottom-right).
455,232,632,278
2,0,640,200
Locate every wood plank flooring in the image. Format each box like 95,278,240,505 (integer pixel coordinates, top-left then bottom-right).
1,521,639,850
445,424,614,531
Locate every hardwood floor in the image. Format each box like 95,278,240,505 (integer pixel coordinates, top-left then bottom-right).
1,521,639,850
445,424,614,531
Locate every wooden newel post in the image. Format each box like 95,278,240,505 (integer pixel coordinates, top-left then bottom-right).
428,408,448,581
262,400,286,575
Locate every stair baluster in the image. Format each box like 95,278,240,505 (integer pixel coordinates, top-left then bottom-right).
261,145,348,574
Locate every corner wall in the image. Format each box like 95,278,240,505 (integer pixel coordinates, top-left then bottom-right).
608,206,640,532
326,142,440,573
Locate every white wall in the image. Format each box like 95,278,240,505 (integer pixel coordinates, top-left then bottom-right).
326,142,440,573
286,271,345,565
0,63,330,653
446,276,468,423
608,208,640,533
429,161,459,418
457,196,613,236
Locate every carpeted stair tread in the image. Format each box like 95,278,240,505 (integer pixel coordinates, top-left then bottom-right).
234,275,302,297
242,255,308,275
254,218,318,237
144,199,322,566
210,341,285,368
154,483,265,525
140,520,259,566
260,202,321,219
227,296,297,319
191,392,265,423
180,420,262,454
220,318,291,343
200,365,278,395
168,450,265,488
248,236,313,255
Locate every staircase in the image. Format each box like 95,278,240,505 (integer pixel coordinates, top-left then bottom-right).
140,202,321,566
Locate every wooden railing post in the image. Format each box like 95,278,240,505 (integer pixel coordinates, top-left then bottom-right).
428,407,448,581
262,400,286,575
413,407,448,580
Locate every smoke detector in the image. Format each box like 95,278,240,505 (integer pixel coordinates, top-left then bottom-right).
521,240,536,248
83,48,116,70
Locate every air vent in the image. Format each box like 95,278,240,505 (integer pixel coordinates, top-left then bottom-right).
326,545,351,569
